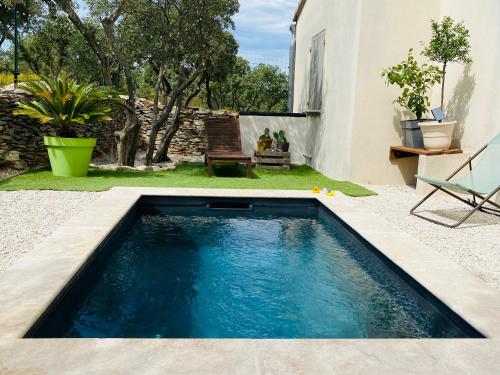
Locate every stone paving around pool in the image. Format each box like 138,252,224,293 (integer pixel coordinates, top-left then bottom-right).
0,187,499,373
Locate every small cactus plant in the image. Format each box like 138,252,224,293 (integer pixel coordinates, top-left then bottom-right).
273,130,287,145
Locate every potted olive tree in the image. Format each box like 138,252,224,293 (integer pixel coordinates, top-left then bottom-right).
382,49,442,148
15,75,117,177
420,16,472,151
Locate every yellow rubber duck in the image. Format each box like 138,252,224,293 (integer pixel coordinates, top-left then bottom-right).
326,190,336,197
312,186,321,194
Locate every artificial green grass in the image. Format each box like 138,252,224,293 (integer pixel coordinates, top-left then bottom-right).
0,163,376,197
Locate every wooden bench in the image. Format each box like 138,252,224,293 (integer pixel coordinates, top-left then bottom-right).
205,117,252,178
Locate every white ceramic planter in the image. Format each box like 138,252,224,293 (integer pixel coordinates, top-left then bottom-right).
418,121,456,151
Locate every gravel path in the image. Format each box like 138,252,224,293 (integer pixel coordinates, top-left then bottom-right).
358,185,500,289
0,191,102,272
0,187,498,291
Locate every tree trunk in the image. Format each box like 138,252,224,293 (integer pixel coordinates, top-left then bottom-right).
205,74,213,109
102,5,140,166
145,71,200,165
115,103,136,166
153,76,204,163
153,96,183,164
145,92,180,165
441,62,447,110
152,66,164,123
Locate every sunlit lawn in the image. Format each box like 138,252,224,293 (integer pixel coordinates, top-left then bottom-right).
0,163,376,197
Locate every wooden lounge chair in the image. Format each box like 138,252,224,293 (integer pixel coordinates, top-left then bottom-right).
411,133,500,227
204,117,252,178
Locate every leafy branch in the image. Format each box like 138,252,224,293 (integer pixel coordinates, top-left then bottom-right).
382,49,442,120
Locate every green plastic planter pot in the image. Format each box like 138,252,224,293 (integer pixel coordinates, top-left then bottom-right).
44,136,96,177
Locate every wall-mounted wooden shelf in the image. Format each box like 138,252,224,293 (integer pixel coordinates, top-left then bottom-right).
390,146,463,159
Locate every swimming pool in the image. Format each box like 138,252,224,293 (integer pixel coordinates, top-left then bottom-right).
28,196,482,339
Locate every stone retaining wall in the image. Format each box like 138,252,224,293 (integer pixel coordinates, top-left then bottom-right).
0,90,236,169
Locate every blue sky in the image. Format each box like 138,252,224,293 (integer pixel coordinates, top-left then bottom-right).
233,0,297,71
3,0,298,71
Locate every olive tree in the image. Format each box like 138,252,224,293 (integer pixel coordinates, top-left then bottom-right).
121,0,239,165
45,0,238,166
423,16,472,110
203,56,289,113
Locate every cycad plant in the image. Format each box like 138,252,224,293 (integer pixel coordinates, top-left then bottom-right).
15,75,118,138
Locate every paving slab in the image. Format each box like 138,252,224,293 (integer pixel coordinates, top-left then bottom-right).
0,188,499,373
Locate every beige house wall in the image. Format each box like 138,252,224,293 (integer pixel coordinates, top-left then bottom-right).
292,0,500,185
438,0,500,152
293,0,362,180
349,0,440,185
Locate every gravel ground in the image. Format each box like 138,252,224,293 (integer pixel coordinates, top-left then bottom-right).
0,187,498,291
358,185,500,289
0,191,102,272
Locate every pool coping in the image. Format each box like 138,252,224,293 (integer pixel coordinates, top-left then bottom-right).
0,187,499,373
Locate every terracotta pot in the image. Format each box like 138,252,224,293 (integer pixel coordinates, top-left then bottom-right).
256,141,265,152
263,138,273,150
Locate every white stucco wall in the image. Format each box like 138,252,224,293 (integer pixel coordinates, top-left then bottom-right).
438,0,500,152
292,0,500,185
293,0,362,180
239,115,309,165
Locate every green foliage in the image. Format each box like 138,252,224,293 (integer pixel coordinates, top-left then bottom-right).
423,16,472,66
203,57,288,112
273,130,287,144
21,15,111,84
382,49,442,120
259,127,271,141
0,72,37,87
422,16,472,108
0,0,43,49
14,75,119,137
120,0,239,87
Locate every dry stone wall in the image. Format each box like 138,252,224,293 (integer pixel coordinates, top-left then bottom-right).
0,90,236,169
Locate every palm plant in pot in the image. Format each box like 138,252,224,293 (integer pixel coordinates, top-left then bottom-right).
15,75,118,177
382,49,442,148
420,16,472,151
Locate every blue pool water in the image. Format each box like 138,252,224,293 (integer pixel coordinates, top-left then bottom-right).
30,197,480,338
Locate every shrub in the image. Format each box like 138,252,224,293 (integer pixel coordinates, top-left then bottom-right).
0,73,38,87
382,49,442,120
